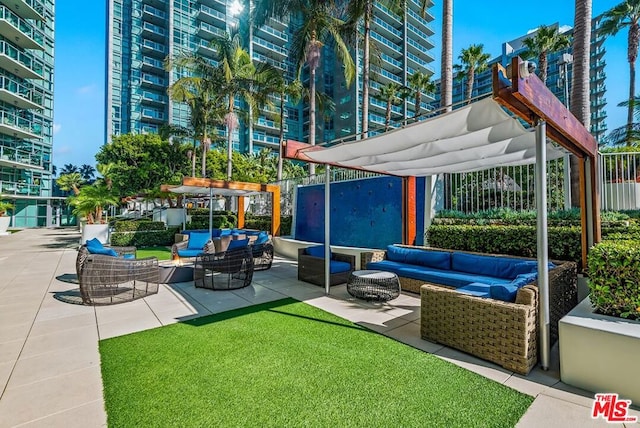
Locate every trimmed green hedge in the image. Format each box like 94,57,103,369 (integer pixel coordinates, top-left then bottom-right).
244,215,292,235
187,215,235,230
111,227,180,247
426,225,582,264
113,220,166,232
588,240,640,320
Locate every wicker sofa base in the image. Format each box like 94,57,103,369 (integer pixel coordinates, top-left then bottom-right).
421,283,538,374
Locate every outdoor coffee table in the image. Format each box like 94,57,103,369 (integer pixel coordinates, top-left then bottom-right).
157,260,194,284
347,270,401,302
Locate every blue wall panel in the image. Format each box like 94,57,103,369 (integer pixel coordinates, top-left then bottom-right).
295,176,405,249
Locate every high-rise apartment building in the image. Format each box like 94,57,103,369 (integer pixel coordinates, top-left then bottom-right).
106,0,436,153
434,19,607,142
0,0,56,227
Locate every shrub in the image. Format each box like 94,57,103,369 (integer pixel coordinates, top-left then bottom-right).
243,215,292,235
113,220,166,232
426,224,582,264
587,240,640,320
186,214,235,230
111,227,180,247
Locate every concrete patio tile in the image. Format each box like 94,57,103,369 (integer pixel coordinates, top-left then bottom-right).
29,312,97,338
94,299,152,325
503,375,555,397
7,343,100,388
0,309,38,327
382,320,445,354
433,346,513,384
231,284,288,304
191,291,255,314
96,306,162,340
0,360,14,390
0,366,103,428
19,325,98,359
33,301,94,323
0,339,24,364
0,322,31,343
16,399,106,428
355,313,414,334
516,394,607,428
539,381,600,408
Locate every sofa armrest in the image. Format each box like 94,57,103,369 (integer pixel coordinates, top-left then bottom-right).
360,250,386,268
109,246,137,257
171,240,188,258
332,252,355,269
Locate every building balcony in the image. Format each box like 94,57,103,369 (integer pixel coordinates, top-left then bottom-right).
198,4,225,25
374,67,402,85
143,0,168,10
0,75,40,109
1,0,44,21
257,25,288,44
0,110,42,139
407,51,435,74
199,0,226,9
370,97,403,115
380,52,402,71
141,107,166,123
0,146,43,170
374,3,402,26
0,6,44,50
253,36,287,57
141,90,167,106
141,21,167,42
407,1,435,27
141,72,166,88
371,16,402,40
0,180,42,196
407,22,435,50
371,31,402,56
141,55,164,72
142,38,166,56
407,37,433,60
252,131,280,146
197,39,217,58
0,40,44,79
197,21,225,40
252,51,285,70
142,4,167,25
256,116,286,132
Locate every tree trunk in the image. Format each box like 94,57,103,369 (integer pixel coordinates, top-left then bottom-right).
627,22,639,145
570,0,591,207
277,94,285,182
309,66,317,177
361,1,372,139
466,68,474,103
540,51,548,84
385,101,392,130
415,92,421,117
191,140,197,177
201,137,208,178
441,0,453,210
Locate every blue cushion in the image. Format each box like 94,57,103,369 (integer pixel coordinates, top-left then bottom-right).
227,238,249,250
452,253,542,279
122,254,136,259
85,237,103,249
306,245,328,258
386,245,410,263
511,272,538,288
87,245,118,257
219,229,232,236
406,249,451,270
489,283,521,302
177,249,204,257
329,260,351,274
211,229,222,238
457,282,491,298
254,232,269,245
187,232,210,250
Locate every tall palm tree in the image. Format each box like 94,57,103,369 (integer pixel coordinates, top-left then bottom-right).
60,164,79,175
570,0,592,207
600,0,640,141
252,0,355,176
271,78,303,181
80,164,96,182
378,82,404,130
522,25,571,84
408,71,436,119
454,44,491,103
440,0,453,112
56,173,84,196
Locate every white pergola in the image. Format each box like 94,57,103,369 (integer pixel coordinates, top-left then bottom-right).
285,59,600,370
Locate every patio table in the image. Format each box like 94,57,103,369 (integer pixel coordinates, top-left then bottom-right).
347,270,401,302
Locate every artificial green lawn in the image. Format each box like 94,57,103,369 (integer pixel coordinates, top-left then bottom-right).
100,299,533,427
136,246,171,260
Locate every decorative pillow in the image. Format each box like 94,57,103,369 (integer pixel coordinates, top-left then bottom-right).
254,231,269,245
489,283,520,302
227,238,249,251
85,237,103,249
86,245,118,257
187,232,210,250
305,245,328,258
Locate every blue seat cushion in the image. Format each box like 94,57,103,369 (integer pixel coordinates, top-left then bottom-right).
86,238,118,257
177,249,204,258
452,252,540,279
187,232,210,250
489,273,538,302
211,229,222,238
254,231,269,245
367,260,511,289
330,260,351,274
227,238,249,251
457,282,491,298
306,245,329,258
122,254,136,259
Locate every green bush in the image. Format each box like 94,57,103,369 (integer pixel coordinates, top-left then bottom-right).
113,220,166,232
426,224,582,264
243,215,292,235
186,214,235,230
587,240,640,320
111,228,180,247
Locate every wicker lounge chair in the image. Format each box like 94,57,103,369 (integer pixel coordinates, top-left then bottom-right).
76,245,159,305
251,242,274,271
297,247,355,287
194,246,254,290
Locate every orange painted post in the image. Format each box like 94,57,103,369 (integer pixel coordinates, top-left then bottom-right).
271,185,281,236
579,159,588,270
402,177,417,245
237,196,245,229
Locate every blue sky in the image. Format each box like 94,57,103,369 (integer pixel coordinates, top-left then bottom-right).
53,0,632,169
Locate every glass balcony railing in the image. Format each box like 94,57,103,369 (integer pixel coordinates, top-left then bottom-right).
142,55,164,69
143,4,166,20
141,90,166,104
0,6,45,48
0,110,42,137
371,31,401,55
370,97,402,115
252,51,285,69
142,21,166,37
378,67,402,84
407,37,432,57
0,75,42,106
254,36,287,56
259,25,288,42
381,52,402,68
199,21,225,38
142,39,166,53
141,73,166,86
374,3,401,25
0,40,44,78
199,4,225,21
372,16,402,38
0,180,41,196
0,145,43,168
407,51,435,73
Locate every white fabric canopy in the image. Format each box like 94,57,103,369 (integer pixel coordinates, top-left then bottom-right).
165,185,259,197
303,98,566,175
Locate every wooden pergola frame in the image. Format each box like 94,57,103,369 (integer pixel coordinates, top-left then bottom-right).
161,177,281,236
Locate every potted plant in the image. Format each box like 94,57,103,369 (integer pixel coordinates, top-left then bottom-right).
71,184,119,244
0,200,13,234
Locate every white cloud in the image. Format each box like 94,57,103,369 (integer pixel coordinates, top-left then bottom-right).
54,145,72,155
53,123,61,134
76,84,96,95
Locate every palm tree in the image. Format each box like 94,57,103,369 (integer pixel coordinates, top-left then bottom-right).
271,78,303,181
60,164,79,175
440,0,453,112
454,44,491,103
70,184,119,224
570,0,592,207
56,173,84,196
408,71,435,119
378,83,405,130
80,164,96,181
600,0,640,142
522,25,571,84
252,0,355,176
51,165,57,177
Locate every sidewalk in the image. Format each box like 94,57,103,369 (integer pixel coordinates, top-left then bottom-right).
0,228,634,427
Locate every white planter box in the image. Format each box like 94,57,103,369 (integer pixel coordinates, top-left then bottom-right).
0,216,10,235
81,224,110,245
603,182,640,210
560,297,640,404
165,208,185,227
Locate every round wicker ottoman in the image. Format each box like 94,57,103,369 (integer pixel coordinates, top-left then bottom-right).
347,270,401,302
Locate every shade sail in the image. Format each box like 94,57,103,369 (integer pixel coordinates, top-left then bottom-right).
164,185,259,197
298,98,566,176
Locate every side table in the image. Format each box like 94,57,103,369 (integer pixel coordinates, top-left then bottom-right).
347,270,401,302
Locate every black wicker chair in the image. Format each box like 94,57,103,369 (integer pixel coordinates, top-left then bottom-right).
194,246,254,290
251,242,274,271
297,247,355,287
76,245,159,305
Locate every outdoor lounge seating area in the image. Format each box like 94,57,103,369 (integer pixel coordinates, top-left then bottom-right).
297,245,355,287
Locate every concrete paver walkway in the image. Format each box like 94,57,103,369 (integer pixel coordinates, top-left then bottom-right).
0,228,637,427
